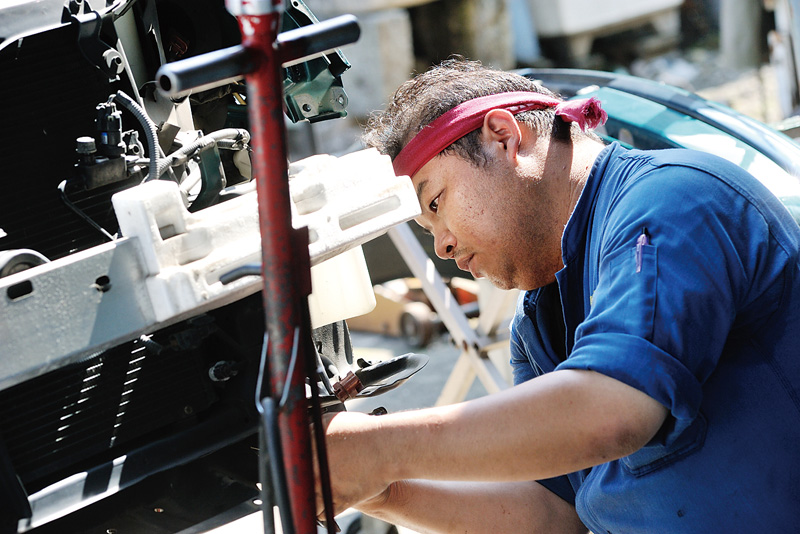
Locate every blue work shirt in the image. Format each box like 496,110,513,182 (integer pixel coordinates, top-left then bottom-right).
510,143,800,532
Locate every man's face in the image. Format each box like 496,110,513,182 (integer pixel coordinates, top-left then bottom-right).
411,151,563,291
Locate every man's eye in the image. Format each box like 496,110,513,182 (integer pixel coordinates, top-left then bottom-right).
429,195,439,213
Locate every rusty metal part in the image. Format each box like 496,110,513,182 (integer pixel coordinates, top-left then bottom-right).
332,371,365,402
236,10,318,534
163,4,360,531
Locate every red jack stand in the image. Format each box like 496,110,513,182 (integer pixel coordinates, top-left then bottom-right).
157,2,360,531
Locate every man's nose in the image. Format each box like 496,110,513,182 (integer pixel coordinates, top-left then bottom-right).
434,229,456,259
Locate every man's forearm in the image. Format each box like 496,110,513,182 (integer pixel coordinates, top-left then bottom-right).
327,369,667,502
358,480,588,534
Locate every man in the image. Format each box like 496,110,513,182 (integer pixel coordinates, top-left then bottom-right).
320,59,800,532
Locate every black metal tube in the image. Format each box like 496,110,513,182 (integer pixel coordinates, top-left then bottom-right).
156,14,360,99
156,45,252,98
277,14,360,66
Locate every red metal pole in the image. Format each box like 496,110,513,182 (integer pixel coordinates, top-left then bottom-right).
226,1,316,532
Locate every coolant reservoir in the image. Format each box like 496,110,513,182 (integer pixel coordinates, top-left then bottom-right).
307,244,376,328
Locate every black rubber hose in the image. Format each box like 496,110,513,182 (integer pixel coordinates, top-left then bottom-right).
113,91,161,181
155,128,250,179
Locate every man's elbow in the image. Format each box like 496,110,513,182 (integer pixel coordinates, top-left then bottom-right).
570,371,669,463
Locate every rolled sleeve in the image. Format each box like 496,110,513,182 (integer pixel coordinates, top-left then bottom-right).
557,333,702,422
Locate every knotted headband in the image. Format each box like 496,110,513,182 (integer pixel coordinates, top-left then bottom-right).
392,92,608,178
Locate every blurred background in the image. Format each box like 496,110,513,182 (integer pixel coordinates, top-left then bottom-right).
287,0,800,161
284,2,800,532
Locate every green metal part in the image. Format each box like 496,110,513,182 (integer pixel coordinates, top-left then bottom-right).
280,0,352,123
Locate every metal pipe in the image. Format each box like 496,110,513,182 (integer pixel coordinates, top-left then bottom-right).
156,45,251,98
155,14,359,99
225,1,318,532
277,14,360,67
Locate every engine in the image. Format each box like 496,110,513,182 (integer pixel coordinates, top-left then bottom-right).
0,1,423,532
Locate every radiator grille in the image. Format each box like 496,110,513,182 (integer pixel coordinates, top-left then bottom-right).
0,23,141,260
0,339,217,487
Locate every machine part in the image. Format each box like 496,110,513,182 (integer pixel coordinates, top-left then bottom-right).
95,100,125,158
76,136,97,165
72,8,124,82
332,371,363,402
0,430,32,531
0,147,418,394
281,0,353,122
319,353,430,408
123,129,145,158
304,313,340,534
74,94,150,191
257,407,278,534
225,4,358,531
0,249,49,278
4,290,267,531
76,151,128,190
113,91,164,182
17,406,255,532
137,334,163,355
282,0,350,78
190,144,227,212
154,12,359,123
106,148,416,324
208,360,239,382
260,398,294,534
0,2,144,262
156,45,252,98
289,150,421,266
312,321,354,373
354,354,430,398
156,127,250,185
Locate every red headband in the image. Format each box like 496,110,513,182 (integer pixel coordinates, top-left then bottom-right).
392,92,607,178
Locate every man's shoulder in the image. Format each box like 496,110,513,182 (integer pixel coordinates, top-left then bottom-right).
605,145,774,206
615,146,743,179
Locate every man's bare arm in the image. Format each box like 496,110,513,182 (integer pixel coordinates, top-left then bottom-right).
357,479,588,534
323,369,667,513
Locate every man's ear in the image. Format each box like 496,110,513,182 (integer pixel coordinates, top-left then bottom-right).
482,109,523,160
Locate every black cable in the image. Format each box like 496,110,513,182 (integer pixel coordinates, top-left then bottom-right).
305,316,339,534
262,397,295,534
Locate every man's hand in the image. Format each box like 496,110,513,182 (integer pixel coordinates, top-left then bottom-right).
315,410,391,519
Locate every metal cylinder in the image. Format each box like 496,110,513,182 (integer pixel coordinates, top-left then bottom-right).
155,45,251,98
278,14,360,67
235,10,317,534
156,14,360,99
